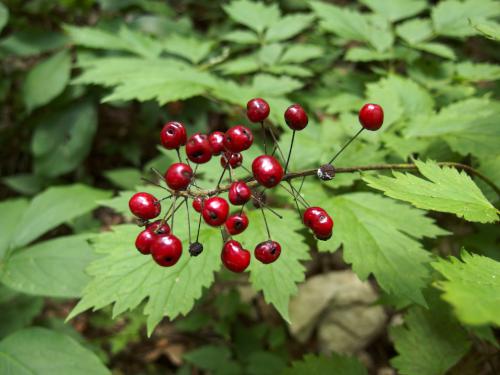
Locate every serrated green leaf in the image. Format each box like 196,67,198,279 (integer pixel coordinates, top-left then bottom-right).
432,0,500,38
364,159,499,223
390,297,470,375
68,220,221,335
469,19,500,40
455,61,500,81
319,193,446,305
163,34,213,64
266,64,313,78
282,353,367,375
345,47,395,62
1,235,97,298
223,0,280,34
405,97,500,159
12,184,111,248
0,328,109,375
360,0,427,22
280,44,323,64
258,43,284,66
0,3,8,33
237,209,309,321
222,30,259,44
265,14,314,42
413,42,456,60
396,18,433,44
22,49,71,112
251,74,303,97
32,101,97,177
218,54,259,75
432,251,500,326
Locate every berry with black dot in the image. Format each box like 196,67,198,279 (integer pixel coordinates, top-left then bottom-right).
254,240,281,264
225,212,249,235
246,98,270,123
220,152,243,169
221,240,251,273
224,125,253,153
160,121,187,150
186,133,213,164
192,197,204,213
358,103,384,131
202,196,229,226
302,206,326,228
284,104,308,131
165,163,193,191
129,192,161,220
310,212,333,240
252,155,284,188
150,234,183,267
228,181,252,205
208,131,225,155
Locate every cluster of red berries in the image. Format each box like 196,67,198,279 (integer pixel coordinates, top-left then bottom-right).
128,99,384,273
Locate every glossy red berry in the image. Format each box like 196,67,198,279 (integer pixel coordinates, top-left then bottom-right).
220,152,243,169
160,121,187,149
225,213,249,235
284,104,308,131
246,98,270,123
147,220,171,235
208,131,225,155
228,181,252,205
129,192,161,220
254,240,281,264
150,234,183,267
303,207,326,227
202,197,229,226
186,133,212,164
359,103,384,131
252,155,284,188
165,163,193,190
224,126,253,153
221,240,251,273
310,212,334,240
192,197,204,213
135,230,155,254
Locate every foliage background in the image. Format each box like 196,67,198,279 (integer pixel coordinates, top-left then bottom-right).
0,0,499,374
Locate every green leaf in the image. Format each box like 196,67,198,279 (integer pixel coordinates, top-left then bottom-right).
184,345,242,375
246,352,287,375
22,50,71,112
223,0,280,34
0,29,68,57
280,44,323,64
364,160,498,223
0,327,110,375
2,174,44,196
319,193,446,305
0,3,8,33
1,235,97,298
0,287,43,339
103,168,142,190
258,43,284,66
431,0,500,37
360,0,427,22
218,54,259,75
469,19,500,41
222,30,259,44
68,221,221,335
432,251,500,326
455,61,500,81
163,34,213,64
390,298,470,375
265,14,314,42
238,209,310,321
405,97,500,159
0,198,28,259
396,18,433,44
282,353,367,375
12,184,111,248
345,47,395,62
32,101,97,177
412,42,456,60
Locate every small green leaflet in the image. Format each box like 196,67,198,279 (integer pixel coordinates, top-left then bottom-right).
264,14,314,43
68,219,221,336
223,0,280,34
390,296,470,375
238,209,310,322
184,345,242,375
318,193,447,305
360,0,427,22
0,327,110,375
432,251,500,326
454,61,500,81
396,18,433,45
163,34,213,64
281,353,367,375
469,19,500,41
363,159,499,223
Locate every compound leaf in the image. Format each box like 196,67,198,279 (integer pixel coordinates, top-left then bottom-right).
265,14,314,42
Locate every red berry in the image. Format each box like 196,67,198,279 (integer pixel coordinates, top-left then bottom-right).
135,229,155,254
228,181,252,205
192,197,204,213
302,207,326,227
208,131,225,155
220,152,243,169
247,98,270,123
150,234,183,267
202,196,229,226
310,212,334,239
160,121,187,149
147,220,171,235
225,213,249,235
254,240,281,264
165,163,193,190
129,192,161,220
221,240,250,272
359,103,384,131
284,104,308,131
224,125,253,153
252,155,284,188
186,133,212,164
